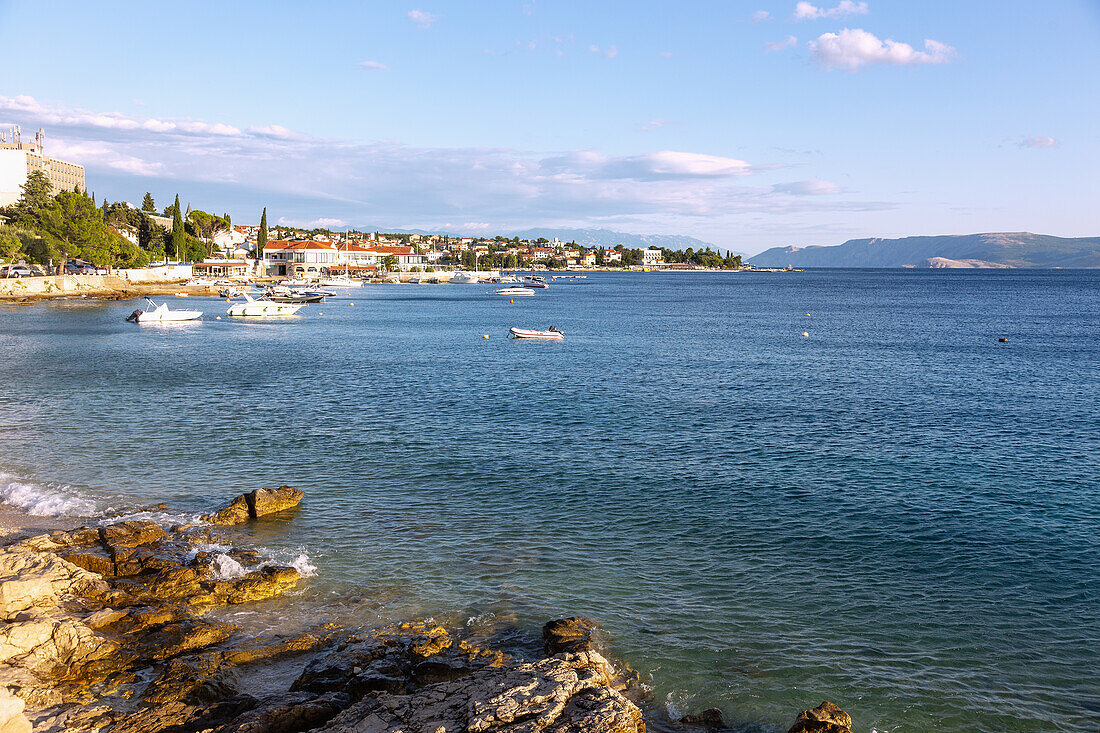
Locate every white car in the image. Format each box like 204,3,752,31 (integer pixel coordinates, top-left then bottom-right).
0,264,33,278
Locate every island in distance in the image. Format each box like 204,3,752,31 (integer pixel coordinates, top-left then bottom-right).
748,232,1100,269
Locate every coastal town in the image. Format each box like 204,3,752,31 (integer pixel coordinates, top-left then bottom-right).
0,125,764,291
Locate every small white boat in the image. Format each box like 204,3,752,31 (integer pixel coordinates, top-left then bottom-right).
521,276,549,289
318,275,362,288
226,293,304,317
450,272,480,284
496,287,535,296
510,327,564,340
126,298,203,323
498,274,521,283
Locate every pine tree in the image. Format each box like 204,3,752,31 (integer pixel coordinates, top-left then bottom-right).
141,192,156,212
171,194,185,262
257,208,268,260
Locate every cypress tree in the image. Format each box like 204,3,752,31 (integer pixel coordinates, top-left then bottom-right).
171,194,185,262
257,207,268,260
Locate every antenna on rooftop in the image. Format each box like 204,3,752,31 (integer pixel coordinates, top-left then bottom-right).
13,125,20,144
35,128,44,152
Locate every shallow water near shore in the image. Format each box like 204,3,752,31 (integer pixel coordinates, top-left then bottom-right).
1,270,1098,732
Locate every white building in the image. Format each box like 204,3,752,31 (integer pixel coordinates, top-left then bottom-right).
0,128,85,207
641,248,664,267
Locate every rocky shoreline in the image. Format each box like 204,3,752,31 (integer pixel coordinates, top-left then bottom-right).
0,488,854,733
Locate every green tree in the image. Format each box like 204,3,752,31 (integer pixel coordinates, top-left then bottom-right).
10,170,52,218
170,194,185,262
141,192,156,212
381,254,398,272
257,207,268,260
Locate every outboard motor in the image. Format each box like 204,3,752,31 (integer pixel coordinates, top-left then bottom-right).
125,309,143,323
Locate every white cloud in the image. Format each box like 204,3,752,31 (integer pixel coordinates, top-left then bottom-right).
589,44,618,59
808,29,956,71
46,140,163,176
794,1,868,20
753,10,771,22
765,35,799,52
0,94,891,241
1018,135,1056,149
276,216,348,228
639,119,669,132
658,51,673,58
358,60,388,71
771,180,842,195
0,94,245,138
407,9,436,28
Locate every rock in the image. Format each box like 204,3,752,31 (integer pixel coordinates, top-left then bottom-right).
139,618,239,661
314,650,643,733
82,607,127,630
543,616,599,654
680,708,725,727
205,486,304,525
788,701,853,733
99,520,166,549
206,495,252,526
0,687,31,733
222,691,349,733
249,486,305,519
205,565,302,605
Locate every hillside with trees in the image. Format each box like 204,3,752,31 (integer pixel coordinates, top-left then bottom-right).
0,172,229,268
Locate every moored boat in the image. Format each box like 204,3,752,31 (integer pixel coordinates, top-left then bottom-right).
226,293,305,317
495,287,535,296
450,272,480,284
318,275,362,287
509,326,564,340
126,298,203,323
521,275,549,289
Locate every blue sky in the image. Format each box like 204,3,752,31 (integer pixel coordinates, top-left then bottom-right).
1,0,1097,253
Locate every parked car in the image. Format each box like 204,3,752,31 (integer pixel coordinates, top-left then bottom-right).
0,264,34,278
64,261,96,275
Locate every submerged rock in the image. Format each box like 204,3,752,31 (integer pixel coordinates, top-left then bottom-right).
543,616,599,654
205,486,304,525
680,707,726,728
787,701,853,733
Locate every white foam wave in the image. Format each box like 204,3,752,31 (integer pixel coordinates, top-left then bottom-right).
100,509,203,527
200,547,318,580
0,472,96,517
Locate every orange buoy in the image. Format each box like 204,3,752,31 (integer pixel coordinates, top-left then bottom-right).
510,298,514,304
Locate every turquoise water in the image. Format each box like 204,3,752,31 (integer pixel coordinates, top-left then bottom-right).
0,270,1098,732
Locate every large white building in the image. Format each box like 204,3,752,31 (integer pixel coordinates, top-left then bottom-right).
640,248,664,267
0,128,85,207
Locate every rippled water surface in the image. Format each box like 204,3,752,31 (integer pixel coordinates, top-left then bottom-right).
1,270,1098,732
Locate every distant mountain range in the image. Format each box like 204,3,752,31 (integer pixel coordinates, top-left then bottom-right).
748,233,1100,268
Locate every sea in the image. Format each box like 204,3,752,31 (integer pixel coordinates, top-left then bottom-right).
0,269,1097,732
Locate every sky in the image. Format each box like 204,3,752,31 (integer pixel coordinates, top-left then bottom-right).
1,0,1098,254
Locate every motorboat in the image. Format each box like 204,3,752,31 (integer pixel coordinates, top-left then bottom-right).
226,293,304,317
265,286,325,303
407,275,423,284
318,275,362,287
521,276,549,289
219,287,244,298
450,272,480,284
498,274,521,283
509,327,564,340
126,298,203,323
495,287,535,296
282,277,309,287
